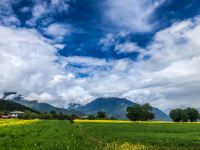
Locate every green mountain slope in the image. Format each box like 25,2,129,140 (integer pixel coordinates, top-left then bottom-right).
70,97,170,121
0,99,38,113
10,98,84,116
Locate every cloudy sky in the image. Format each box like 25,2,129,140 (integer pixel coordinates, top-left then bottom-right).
0,0,200,112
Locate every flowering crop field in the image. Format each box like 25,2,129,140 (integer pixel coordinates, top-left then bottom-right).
1,120,200,150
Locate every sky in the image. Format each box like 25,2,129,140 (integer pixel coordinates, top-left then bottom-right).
0,0,200,112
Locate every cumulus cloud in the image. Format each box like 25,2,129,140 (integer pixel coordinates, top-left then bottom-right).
44,23,72,42
1,14,200,113
0,26,71,107
105,0,165,32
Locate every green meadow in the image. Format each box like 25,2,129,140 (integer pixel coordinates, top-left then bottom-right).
1,120,200,150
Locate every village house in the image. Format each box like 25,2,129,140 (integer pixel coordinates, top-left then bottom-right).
0,111,24,119
10,111,24,118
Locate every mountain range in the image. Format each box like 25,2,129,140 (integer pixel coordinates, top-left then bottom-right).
8,96,84,116
4,92,170,121
68,97,170,121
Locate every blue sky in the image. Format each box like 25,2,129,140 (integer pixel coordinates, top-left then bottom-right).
1,0,200,112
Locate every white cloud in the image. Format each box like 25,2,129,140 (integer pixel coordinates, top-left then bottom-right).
0,26,72,107
115,42,145,54
44,23,72,42
26,0,70,27
1,16,200,113
0,0,20,26
99,33,144,54
105,0,165,32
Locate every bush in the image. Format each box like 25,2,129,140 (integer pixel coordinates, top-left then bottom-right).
19,112,39,120
39,113,53,120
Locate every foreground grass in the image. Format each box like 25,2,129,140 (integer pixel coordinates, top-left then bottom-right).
1,119,200,150
0,120,98,150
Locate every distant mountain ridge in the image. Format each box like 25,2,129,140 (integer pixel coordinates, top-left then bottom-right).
6,94,84,116
69,97,170,121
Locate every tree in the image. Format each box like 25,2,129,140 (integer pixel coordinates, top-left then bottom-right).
127,103,155,121
127,104,143,121
185,108,199,122
96,111,107,119
169,109,188,122
88,114,96,120
142,103,155,121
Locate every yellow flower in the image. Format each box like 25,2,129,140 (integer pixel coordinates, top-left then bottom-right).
0,119,39,127
104,142,150,150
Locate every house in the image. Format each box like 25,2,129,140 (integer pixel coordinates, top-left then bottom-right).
1,115,10,119
10,111,24,118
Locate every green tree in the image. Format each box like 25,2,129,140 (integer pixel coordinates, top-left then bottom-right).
169,109,188,122
87,114,96,120
127,103,155,121
185,108,199,122
96,111,107,119
127,104,143,121
142,103,155,121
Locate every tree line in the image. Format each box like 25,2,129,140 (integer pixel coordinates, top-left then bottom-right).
126,103,200,122
18,111,79,121
169,108,199,122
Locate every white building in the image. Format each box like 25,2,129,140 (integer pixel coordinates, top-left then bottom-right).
10,111,24,118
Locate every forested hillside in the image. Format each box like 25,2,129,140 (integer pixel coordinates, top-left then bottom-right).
0,99,38,113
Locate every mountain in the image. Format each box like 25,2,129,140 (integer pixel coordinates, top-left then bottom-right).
9,97,84,116
69,97,170,121
0,99,39,113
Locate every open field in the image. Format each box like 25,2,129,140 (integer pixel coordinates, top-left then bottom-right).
1,119,200,150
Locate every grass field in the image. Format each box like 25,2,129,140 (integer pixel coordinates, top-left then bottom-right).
1,119,200,150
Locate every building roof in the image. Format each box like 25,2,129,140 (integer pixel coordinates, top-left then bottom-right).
10,111,24,114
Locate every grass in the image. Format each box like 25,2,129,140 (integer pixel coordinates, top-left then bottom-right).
1,119,200,150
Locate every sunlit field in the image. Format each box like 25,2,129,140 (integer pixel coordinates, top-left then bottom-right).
1,120,200,150
0,119,39,127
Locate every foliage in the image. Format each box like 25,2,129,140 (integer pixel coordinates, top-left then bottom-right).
96,111,107,119
169,109,187,122
127,103,155,121
0,99,39,113
88,114,96,120
169,108,199,122
185,108,199,122
19,111,39,120
19,111,70,120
